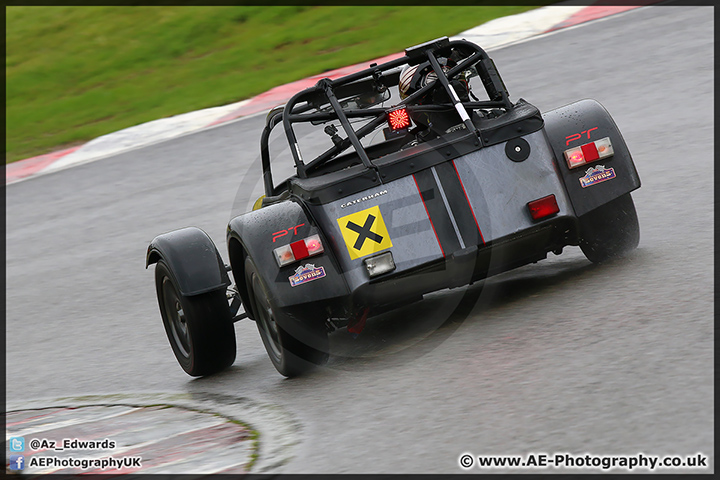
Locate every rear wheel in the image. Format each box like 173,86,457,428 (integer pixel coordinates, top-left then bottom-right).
155,260,236,376
245,256,328,377
578,193,640,263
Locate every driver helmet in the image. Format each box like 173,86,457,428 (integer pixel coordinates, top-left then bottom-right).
398,59,469,102
397,59,471,135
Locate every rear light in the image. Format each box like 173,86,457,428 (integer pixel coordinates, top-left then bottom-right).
364,251,395,277
563,136,614,169
304,234,324,255
290,239,309,260
387,107,411,131
273,234,325,267
527,194,559,220
581,142,600,163
565,147,586,168
273,245,295,266
594,137,614,157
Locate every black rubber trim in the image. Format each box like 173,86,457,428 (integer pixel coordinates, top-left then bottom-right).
374,130,480,184
475,98,544,147
434,162,484,247
505,137,531,162
413,169,461,255
289,164,381,205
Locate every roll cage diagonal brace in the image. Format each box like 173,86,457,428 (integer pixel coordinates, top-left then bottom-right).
426,50,479,142
259,38,512,196
317,78,377,173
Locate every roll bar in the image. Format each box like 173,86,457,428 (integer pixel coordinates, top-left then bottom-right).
259,38,512,196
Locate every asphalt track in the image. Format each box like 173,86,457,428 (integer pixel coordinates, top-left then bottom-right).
5,5,714,474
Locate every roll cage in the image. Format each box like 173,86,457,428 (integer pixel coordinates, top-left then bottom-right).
259,37,513,198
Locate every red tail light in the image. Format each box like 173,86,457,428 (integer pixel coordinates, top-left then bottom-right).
566,149,585,168
290,239,309,259
581,142,600,162
387,107,411,131
527,194,559,220
564,136,614,169
273,234,325,267
305,235,324,254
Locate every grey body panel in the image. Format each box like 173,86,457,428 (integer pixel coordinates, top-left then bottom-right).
308,177,443,293
310,129,574,294
454,129,574,240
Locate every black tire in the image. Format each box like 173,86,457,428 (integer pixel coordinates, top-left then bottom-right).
244,256,328,377
155,260,236,376
578,193,640,264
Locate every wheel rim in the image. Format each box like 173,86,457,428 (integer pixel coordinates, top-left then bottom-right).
162,277,191,359
252,274,283,361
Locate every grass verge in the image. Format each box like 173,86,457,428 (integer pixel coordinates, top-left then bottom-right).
6,6,538,163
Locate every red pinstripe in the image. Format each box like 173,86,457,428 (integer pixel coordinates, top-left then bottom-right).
452,159,485,244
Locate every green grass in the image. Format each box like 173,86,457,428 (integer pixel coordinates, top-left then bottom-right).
6,6,539,163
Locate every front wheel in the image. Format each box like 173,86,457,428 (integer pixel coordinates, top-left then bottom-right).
244,256,328,377
578,193,640,264
155,260,236,376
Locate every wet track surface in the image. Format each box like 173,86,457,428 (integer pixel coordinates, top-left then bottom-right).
7,403,254,474
6,6,713,473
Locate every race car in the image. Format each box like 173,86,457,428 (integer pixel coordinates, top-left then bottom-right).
147,37,640,377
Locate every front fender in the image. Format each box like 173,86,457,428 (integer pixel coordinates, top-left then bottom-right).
542,99,641,217
146,227,230,296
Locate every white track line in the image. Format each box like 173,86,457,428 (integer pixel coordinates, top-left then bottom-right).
7,406,144,439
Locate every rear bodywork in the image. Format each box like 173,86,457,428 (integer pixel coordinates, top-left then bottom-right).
226,37,640,323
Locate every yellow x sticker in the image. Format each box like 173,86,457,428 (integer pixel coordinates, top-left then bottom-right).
337,205,393,260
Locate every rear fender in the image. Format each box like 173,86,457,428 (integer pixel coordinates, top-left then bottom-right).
146,227,230,296
227,200,349,314
542,99,641,217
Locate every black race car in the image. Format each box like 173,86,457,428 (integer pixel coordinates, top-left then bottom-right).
147,37,640,377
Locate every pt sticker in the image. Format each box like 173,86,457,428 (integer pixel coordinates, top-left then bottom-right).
579,165,616,188
337,205,393,260
289,264,326,287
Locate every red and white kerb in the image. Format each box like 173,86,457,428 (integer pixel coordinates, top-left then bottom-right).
273,234,324,267
564,137,614,169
